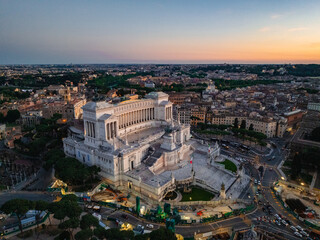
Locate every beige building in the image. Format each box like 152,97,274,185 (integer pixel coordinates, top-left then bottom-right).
211,115,287,138
19,110,43,127
0,124,6,139
42,98,86,121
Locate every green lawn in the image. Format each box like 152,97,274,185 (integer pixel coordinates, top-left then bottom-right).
180,187,214,202
218,159,237,173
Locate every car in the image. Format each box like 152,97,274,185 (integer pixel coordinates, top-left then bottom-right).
275,220,281,226
294,232,303,238
146,224,154,229
258,181,261,185
296,225,304,231
269,167,273,171
282,220,288,226
254,179,258,184
274,214,281,221
137,224,145,229
300,231,309,237
290,226,298,232
121,214,128,219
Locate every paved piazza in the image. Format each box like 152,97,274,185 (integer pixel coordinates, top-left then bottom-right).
63,92,249,202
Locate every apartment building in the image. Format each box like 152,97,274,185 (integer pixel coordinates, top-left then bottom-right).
42,98,86,121
211,115,287,138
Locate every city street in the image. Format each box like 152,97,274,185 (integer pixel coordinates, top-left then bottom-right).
0,191,55,206
99,205,301,239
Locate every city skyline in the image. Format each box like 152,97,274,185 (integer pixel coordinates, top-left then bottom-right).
1,0,320,64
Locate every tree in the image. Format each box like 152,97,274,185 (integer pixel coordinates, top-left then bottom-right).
233,118,239,129
54,209,67,223
121,230,135,240
53,156,101,186
35,200,49,227
80,214,99,230
133,234,150,240
240,120,246,129
63,201,82,220
59,218,80,238
1,199,35,233
55,231,71,240
5,109,20,123
51,196,81,223
75,229,93,240
149,227,177,240
249,124,254,131
93,227,108,239
103,228,134,240
61,194,78,203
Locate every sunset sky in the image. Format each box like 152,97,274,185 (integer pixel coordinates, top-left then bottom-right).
1,0,320,64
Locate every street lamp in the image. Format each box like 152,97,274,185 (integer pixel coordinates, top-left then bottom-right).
281,177,285,180
301,182,304,186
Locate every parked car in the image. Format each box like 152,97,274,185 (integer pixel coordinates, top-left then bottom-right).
146,224,154,229
301,231,309,237
290,226,298,232
281,220,288,226
137,224,145,230
294,232,303,238
296,225,304,231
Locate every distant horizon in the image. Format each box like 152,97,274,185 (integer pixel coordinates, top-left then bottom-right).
1,61,320,66
1,0,320,64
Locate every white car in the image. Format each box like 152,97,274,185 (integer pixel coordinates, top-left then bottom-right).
274,214,281,221
290,226,298,232
137,224,145,229
296,225,303,231
294,232,303,238
254,179,258,184
146,224,154,229
301,231,309,237
282,220,288,226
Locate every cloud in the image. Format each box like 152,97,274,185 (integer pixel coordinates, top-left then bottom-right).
288,27,308,32
259,27,271,32
271,14,282,19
